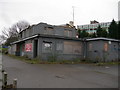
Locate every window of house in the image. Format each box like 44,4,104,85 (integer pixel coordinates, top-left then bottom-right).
64,30,72,37
24,30,26,37
19,33,22,38
64,41,82,54
64,44,73,54
44,27,54,34
89,43,92,51
104,43,108,51
29,29,32,36
73,45,81,54
43,41,52,52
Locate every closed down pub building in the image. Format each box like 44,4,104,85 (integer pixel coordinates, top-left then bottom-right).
9,22,120,62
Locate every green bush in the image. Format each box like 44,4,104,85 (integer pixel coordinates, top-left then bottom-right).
48,55,57,62
1,48,8,54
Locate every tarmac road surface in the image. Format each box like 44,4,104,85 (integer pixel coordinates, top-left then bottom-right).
2,55,118,88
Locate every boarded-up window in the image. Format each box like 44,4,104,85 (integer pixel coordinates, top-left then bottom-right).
29,29,32,36
64,41,81,54
64,30,72,37
44,27,54,35
104,43,108,51
89,43,92,51
73,45,81,54
20,33,22,38
64,44,73,54
24,30,26,37
43,41,52,52
22,32,24,38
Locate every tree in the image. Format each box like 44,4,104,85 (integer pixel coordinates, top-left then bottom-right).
81,30,89,38
1,20,30,45
77,29,82,38
118,21,120,39
4,37,18,46
96,25,108,38
16,20,30,32
108,19,118,39
96,25,102,37
91,32,97,38
101,28,108,38
77,29,89,38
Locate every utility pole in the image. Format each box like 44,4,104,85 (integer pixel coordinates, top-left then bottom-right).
72,6,75,25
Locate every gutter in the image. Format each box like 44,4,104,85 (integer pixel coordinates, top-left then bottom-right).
11,34,39,44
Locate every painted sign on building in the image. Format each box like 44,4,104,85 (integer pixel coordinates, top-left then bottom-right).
25,43,32,52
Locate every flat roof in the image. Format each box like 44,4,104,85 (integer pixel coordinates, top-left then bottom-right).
11,36,120,45
11,34,39,44
11,34,82,44
86,37,120,42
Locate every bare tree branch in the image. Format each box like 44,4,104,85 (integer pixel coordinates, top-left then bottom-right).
1,20,30,45
16,20,30,32
2,27,10,38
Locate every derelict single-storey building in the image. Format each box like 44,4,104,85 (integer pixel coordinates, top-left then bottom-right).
85,38,120,62
9,23,84,61
9,22,120,62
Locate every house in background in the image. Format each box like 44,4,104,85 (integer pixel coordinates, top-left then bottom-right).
9,22,120,62
77,20,119,34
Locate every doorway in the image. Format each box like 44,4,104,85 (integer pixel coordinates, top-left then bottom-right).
34,40,38,58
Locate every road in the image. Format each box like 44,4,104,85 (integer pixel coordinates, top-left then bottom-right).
2,55,118,88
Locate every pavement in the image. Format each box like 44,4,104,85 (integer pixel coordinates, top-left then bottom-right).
2,55,119,88
0,54,2,89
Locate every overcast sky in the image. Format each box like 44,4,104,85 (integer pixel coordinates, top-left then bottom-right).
0,0,119,34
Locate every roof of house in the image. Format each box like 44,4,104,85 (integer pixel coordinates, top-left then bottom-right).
86,37,120,42
19,22,76,34
11,34,82,44
11,36,120,45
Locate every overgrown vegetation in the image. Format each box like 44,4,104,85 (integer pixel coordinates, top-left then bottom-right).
6,54,120,65
48,54,58,62
7,54,40,64
1,48,8,54
95,61,120,66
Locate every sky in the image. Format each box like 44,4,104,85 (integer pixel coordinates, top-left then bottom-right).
0,0,119,34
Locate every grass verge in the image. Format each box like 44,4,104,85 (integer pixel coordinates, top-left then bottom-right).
6,54,120,65
7,54,40,64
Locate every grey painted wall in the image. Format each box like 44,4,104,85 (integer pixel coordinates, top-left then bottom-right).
37,37,83,61
19,23,77,40
86,40,120,62
10,38,120,62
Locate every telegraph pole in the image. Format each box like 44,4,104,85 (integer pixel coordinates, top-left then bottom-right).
72,6,74,25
